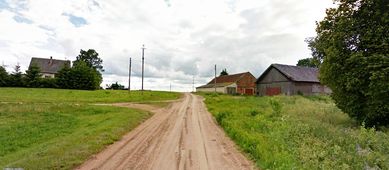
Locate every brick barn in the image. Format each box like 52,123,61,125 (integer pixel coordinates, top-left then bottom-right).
196,72,256,95
256,64,331,96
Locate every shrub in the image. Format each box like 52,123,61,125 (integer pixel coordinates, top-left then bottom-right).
311,0,389,127
40,78,57,88
25,64,42,88
216,111,230,125
0,66,9,87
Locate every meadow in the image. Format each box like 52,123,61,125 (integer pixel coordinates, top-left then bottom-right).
0,88,180,169
199,93,389,169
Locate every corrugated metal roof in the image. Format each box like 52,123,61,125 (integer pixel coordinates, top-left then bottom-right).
29,57,70,74
257,64,320,83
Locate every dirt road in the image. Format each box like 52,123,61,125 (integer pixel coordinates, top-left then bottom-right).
77,93,254,170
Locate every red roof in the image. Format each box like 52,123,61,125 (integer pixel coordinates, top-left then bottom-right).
207,72,252,85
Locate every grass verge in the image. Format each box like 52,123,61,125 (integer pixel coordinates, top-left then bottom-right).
198,93,389,169
0,88,180,169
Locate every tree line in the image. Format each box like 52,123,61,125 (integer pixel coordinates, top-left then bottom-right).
0,49,103,90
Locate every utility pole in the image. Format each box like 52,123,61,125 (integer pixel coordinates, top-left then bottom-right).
170,83,172,92
192,75,195,92
214,64,217,93
141,44,146,93
128,57,131,92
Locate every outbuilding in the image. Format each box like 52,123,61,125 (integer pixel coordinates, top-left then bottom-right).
256,64,331,96
196,72,256,95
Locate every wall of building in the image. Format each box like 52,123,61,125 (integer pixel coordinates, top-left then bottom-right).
257,82,292,96
259,68,289,83
196,83,237,94
257,68,291,96
293,82,332,95
236,74,257,95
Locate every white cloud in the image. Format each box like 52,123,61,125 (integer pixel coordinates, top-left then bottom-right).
0,0,335,92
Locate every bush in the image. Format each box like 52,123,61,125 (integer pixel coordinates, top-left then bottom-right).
311,0,389,127
68,61,102,90
25,64,42,88
216,111,230,125
0,66,9,87
56,61,102,90
40,78,57,88
106,82,125,90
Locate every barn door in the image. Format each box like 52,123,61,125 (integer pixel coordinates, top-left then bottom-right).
244,88,254,95
266,87,281,96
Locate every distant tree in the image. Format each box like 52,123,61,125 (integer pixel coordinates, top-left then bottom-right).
311,0,389,127
305,37,325,65
9,64,24,87
297,58,319,68
220,68,228,76
25,64,42,87
106,82,124,90
69,61,102,90
55,62,72,89
0,66,9,87
74,49,104,72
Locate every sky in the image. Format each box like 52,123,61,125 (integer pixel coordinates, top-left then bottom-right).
0,0,335,92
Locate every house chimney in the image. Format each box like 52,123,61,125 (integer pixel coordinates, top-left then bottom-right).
49,56,53,65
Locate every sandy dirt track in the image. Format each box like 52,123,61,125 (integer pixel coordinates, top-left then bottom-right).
77,93,255,170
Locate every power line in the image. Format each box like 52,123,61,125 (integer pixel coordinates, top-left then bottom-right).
192,75,195,92
214,64,217,93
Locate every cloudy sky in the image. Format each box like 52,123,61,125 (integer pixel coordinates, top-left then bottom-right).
0,0,334,91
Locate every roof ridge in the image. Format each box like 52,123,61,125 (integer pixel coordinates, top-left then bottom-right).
273,63,318,69
31,57,69,61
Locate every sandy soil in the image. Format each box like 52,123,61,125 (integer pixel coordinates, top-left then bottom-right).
77,93,255,170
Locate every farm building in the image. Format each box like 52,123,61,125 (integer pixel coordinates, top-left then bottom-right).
29,57,70,78
256,64,331,96
196,72,256,95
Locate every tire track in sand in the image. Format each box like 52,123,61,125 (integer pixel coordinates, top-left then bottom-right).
77,93,255,170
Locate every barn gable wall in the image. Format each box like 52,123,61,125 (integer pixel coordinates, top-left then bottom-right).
258,68,289,83
236,74,257,95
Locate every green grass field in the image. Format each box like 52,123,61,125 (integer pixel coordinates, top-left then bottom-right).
0,88,180,169
199,93,389,169
0,87,180,103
